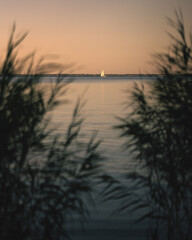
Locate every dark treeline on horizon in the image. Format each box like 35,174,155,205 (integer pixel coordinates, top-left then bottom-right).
2,73,192,77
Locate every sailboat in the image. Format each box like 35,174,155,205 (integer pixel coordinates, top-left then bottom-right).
100,70,105,77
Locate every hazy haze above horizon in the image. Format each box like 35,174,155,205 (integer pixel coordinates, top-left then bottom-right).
0,0,192,74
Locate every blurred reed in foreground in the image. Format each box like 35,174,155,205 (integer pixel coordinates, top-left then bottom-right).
0,24,103,240
102,9,192,240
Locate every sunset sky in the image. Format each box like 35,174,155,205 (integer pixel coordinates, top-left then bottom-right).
0,0,192,74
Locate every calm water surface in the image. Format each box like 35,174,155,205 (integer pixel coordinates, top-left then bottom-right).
49,76,146,175
45,76,151,239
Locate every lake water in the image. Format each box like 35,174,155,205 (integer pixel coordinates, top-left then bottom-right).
44,76,151,240
48,76,149,174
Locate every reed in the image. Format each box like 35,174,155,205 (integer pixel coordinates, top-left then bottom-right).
103,9,192,240
0,24,103,240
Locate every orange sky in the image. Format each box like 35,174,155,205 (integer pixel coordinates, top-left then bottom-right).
0,0,192,74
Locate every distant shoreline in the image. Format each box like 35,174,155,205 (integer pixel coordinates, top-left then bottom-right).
0,73,161,77
1,73,192,78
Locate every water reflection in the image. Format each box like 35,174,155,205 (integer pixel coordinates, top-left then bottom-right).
50,77,140,175
49,76,149,240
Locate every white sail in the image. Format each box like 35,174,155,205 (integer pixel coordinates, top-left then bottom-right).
101,70,105,77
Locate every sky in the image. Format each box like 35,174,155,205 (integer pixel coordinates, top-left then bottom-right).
0,0,192,74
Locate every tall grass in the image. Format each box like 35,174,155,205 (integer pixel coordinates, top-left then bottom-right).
0,24,103,240
103,10,192,240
